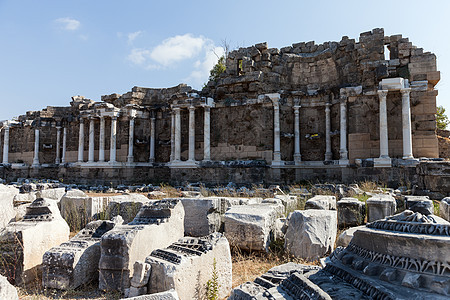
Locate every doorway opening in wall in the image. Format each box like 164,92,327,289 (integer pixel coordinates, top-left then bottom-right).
384,45,390,60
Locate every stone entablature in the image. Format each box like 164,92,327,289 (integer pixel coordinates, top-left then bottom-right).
0,28,440,181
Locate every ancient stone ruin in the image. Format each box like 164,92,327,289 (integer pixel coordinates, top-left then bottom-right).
0,198,69,285
0,28,446,192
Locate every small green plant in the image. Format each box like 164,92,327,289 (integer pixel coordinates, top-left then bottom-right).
433,200,440,216
206,258,220,300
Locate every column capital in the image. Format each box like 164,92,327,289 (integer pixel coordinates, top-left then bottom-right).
340,95,348,103
377,89,389,98
56,126,61,130
400,88,411,96
189,105,195,111
172,106,181,112
111,115,118,121
325,102,331,112
293,105,301,111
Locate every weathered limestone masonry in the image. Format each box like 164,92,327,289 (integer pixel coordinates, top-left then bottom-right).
0,28,446,189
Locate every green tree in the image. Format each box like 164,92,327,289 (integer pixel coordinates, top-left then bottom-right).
436,105,450,130
208,56,226,82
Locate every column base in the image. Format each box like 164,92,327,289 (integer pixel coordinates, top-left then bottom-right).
402,155,414,160
271,160,285,168
294,154,302,165
127,157,134,163
374,157,392,168
168,160,198,168
339,159,349,166
325,152,332,161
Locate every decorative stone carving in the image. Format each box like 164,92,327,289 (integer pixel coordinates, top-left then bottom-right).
42,219,119,289
0,198,70,285
99,199,184,292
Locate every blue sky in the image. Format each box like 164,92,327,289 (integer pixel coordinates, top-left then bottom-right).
1,0,450,121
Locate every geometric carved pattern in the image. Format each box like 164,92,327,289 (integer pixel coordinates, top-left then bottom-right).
344,242,450,276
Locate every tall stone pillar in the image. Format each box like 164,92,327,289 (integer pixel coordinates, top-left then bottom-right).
55,126,61,164
2,126,9,164
339,96,348,161
99,116,105,162
77,118,84,163
170,112,175,162
110,116,117,163
88,118,95,163
378,90,389,159
188,106,195,162
149,117,155,163
325,103,332,161
271,96,282,166
174,107,181,161
401,88,413,159
127,116,135,163
32,128,40,167
61,127,67,164
203,105,211,161
293,105,301,164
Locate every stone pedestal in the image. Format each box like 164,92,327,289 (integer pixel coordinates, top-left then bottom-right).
366,194,396,222
337,198,366,227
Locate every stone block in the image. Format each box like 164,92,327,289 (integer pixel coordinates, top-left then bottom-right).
0,198,70,285
284,210,337,261
42,219,119,290
337,198,366,227
439,197,450,222
366,194,396,222
0,274,18,300
0,184,18,229
405,196,433,215
104,194,151,224
305,195,336,210
142,233,232,300
336,225,365,247
224,203,283,252
121,289,179,300
36,188,66,202
99,199,184,292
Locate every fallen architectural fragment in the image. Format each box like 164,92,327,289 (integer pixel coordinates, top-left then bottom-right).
284,210,337,261
127,233,231,299
337,198,366,227
0,274,18,300
224,202,283,252
305,195,336,210
99,199,184,292
0,28,444,189
231,210,450,299
405,195,434,215
366,194,396,222
0,198,70,285
441,197,450,222
0,184,19,229
336,225,365,248
42,218,120,289
121,289,179,300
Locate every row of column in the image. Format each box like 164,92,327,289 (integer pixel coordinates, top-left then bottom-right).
272,97,349,165
77,115,156,164
170,105,211,164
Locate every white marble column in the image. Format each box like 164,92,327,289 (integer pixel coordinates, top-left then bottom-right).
55,126,61,164
88,118,95,163
149,117,155,163
127,117,135,163
203,105,211,161
170,112,175,162
61,127,67,163
110,116,117,163
99,116,105,162
339,96,348,161
272,98,282,165
378,90,389,158
174,107,181,161
188,106,195,162
2,126,9,164
293,105,301,164
401,88,413,159
325,103,332,161
77,118,84,162
32,128,40,166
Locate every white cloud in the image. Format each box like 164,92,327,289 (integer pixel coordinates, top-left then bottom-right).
127,31,142,44
55,17,80,31
127,48,152,65
149,34,206,66
185,45,225,88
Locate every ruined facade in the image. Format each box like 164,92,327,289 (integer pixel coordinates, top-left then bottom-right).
0,28,442,185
